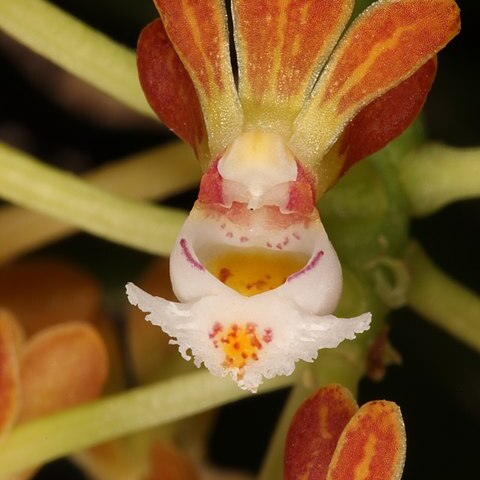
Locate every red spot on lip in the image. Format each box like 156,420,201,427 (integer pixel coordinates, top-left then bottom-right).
263,328,273,343
219,267,232,283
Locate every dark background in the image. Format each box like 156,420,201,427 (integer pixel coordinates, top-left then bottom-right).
0,0,478,478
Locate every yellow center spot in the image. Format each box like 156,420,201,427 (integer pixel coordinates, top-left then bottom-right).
218,323,261,370
204,247,308,296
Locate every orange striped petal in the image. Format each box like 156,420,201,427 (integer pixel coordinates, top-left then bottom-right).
326,400,406,480
291,0,460,170
233,0,354,135
0,310,21,442
137,19,209,163
154,0,242,158
338,57,437,174
284,384,358,480
19,322,108,423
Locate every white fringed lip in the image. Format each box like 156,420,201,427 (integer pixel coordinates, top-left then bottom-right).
126,204,371,392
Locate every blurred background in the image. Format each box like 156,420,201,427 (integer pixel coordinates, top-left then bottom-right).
0,0,478,478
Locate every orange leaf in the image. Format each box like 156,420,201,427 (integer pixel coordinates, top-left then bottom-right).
0,310,21,442
233,0,354,134
291,0,460,170
147,441,199,480
338,57,437,174
137,19,208,162
326,400,406,480
284,384,358,480
153,0,242,158
0,259,101,337
19,322,108,422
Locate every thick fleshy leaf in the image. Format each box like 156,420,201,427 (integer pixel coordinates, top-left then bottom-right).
233,0,354,135
284,384,358,480
291,0,460,169
326,400,406,480
137,19,209,162
146,441,199,480
0,259,101,337
0,310,21,442
18,322,108,422
153,0,242,158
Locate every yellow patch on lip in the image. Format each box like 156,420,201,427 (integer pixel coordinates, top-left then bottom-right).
204,247,308,296
209,322,273,372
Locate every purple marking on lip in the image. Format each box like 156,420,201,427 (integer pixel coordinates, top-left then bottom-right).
287,250,324,281
179,238,205,271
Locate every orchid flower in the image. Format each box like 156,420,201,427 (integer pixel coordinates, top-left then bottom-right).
127,0,460,392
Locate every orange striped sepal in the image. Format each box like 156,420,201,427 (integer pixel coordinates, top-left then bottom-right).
153,0,242,159
291,0,460,172
317,56,438,194
233,0,354,136
284,384,358,480
326,400,406,480
137,19,209,164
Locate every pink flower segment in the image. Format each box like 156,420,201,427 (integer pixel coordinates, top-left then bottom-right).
127,0,459,391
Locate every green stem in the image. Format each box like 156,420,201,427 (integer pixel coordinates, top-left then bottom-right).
0,142,188,256
0,143,200,263
0,0,153,118
406,243,480,353
397,143,480,217
0,370,294,478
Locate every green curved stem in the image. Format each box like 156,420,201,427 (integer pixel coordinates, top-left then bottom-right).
0,0,153,118
406,243,480,353
398,144,480,217
0,370,294,478
0,143,200,263
0,142,189,256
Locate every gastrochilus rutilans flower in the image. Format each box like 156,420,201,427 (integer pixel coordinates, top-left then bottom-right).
127,0,460,391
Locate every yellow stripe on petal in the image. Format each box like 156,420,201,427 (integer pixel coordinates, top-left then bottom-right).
326,400,406,480
154,0,242,158
291,0,460,171
233,0,354,136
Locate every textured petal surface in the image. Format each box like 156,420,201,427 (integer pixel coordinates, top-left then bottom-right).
0,310,21,442
326,400,406,480
126,283,370,392
19,322,108,422
291,0,460,169
154,0,242,157
137,19,208,162
317,57,437,193
233,0,354,134
284,384,358,480
338,57,437,174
